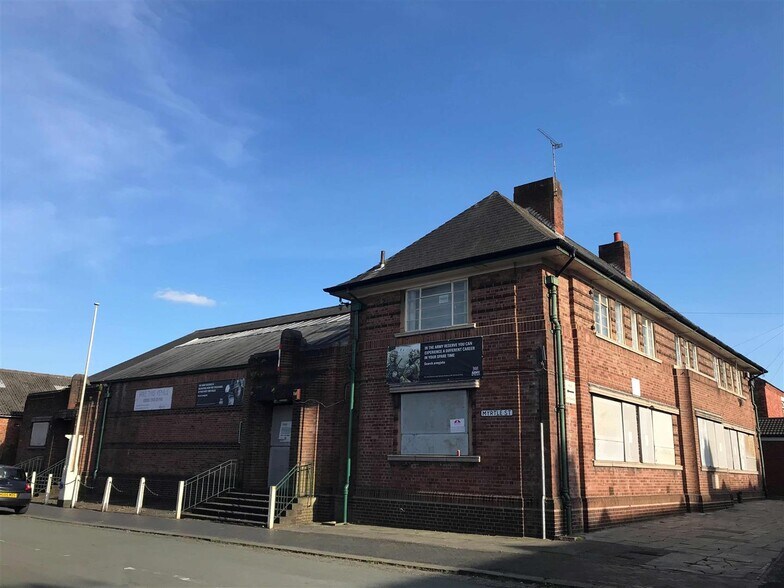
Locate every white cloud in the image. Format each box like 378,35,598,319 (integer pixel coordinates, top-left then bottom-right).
154,288,216,307
610,91,629,106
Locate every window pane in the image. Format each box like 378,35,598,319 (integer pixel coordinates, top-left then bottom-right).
593,396,624,461
400,390,469,455
630,312,639,350
698,419,713,468
30,421,49,447
406,290,420,331
652,411,675,465
421,283,451,297
420,289,453,330
639,407,655,463
615,302,624,344
729,429,741,470
622,403,639,462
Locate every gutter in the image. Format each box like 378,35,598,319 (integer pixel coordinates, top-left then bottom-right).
92,384,112,479
749,375,769,499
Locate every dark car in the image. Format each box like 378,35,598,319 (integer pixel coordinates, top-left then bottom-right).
0,465,32,514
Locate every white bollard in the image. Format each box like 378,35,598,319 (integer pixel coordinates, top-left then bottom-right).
70,475,81,508
44,474,53,505
267,485,276,530
29,472,37,496
135,477,146,515
101,476,112,512
175,480,185,520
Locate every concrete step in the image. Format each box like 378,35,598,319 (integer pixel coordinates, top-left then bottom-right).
184,511,276,527
206,498,269,511
189,505,268,521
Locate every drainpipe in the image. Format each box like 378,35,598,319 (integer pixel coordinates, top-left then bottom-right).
342,295,363,524
749,375,768,499
92,384,112,479
546,273,573,536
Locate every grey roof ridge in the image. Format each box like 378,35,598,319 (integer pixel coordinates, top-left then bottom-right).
0,368,72,379
91,305,349,382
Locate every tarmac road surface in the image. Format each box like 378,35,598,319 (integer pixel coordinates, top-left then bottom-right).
0,514,532,588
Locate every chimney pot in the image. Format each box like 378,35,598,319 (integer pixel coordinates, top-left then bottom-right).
614,231,622,242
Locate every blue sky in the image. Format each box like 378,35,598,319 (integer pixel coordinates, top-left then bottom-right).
1,1,782,388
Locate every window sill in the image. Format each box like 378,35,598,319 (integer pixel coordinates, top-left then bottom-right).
595,333,661,363
388,454,481,463
701,467,758,475
395,323,477,338
593,460,682,471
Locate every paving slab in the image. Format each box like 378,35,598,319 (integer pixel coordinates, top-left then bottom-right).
18,499,784,588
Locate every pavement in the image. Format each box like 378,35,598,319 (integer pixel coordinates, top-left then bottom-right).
18,500,784,587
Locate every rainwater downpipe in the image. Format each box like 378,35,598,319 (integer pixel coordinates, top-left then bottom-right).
92,384,112,479
342,294,363,524
749,374,768,499
546,249,575,536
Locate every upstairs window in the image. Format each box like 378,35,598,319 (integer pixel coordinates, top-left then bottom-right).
676,337,698,370
405,280,468,332
593,292,610,337
30,422,49,447
714,357,743,395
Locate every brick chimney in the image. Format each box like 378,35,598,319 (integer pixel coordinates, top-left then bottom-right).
599,232,632,279
66,374,85,410
513,177,564,234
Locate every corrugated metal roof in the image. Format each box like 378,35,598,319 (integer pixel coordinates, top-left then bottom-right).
92,306,350,382
0,369,72,416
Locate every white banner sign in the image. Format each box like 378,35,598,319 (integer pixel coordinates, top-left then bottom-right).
134,387,173,411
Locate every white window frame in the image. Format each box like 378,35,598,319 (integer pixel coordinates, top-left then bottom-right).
592,395,675,465
640,316,656,358
714,357,742,395
405,279,468,333
593,292,610,338
676,337,698,370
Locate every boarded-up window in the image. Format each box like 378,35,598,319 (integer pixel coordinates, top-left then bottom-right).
698,418,756,472
593,396,624,461
622,403,639,462
639,407,655,463
30,422,49,447
741,433,757,472
400,390,469,455
652,411,675,465
594,397,675,465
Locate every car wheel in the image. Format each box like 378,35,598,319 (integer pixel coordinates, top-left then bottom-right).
14,505,28,514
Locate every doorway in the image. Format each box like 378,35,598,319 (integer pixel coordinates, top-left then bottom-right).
267,404,293,486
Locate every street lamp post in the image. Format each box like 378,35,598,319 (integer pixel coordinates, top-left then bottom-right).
59,302,99,507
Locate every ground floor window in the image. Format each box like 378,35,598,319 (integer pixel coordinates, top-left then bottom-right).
30,421,49,447
697,417,757,472
592,396,675,465
400,389,469,455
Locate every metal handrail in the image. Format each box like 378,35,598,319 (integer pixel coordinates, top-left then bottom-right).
15,456,43,478
182,459,238,512
272,463,314,520
34,458,66,494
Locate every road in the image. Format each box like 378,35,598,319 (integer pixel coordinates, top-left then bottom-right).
0,515,527,587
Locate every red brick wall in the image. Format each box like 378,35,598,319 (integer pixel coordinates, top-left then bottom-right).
347,261,762,537
0,416,22,464
15,391,72,471
755,380,784,418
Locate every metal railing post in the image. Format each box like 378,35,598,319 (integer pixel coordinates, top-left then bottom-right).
267,485,276,529
101,476,112,512
175,480,185,519
29,472,37,495
44,474,53,505
70,474,81,508
135,477,146,515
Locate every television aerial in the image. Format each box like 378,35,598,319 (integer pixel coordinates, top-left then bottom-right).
537,128,563,180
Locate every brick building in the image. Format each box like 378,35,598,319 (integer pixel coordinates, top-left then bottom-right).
0,369,73,466
325,177,765,537
755,379,784,498
83,306,350,514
